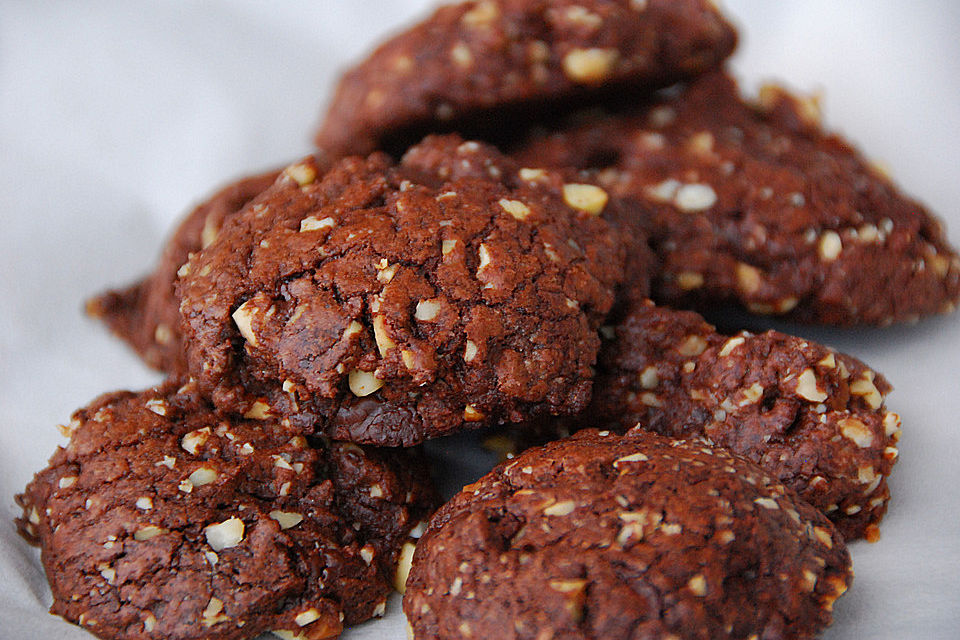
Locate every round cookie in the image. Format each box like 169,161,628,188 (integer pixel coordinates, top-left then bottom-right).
404,428,852,640
16,380,436,640
315,0,736,160
88,170,280,374
592,299,900,541
176,135,625,446
514,70,960,325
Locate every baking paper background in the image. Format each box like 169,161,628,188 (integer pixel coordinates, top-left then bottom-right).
2,1,959,637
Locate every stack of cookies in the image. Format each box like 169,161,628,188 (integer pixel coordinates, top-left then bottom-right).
17,2,959,639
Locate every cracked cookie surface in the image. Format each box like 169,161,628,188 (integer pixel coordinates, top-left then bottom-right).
515,71,960,325
87,171,280,375
176,135,624,446
315,0,736,160
16,381,436,640
404,428,851,640
593,300,900,540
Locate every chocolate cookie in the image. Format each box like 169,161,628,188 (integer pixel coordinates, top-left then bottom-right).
87,171,280,374
590,299,900,541
315,0,736,160
176,135,625,446
16,380,436,640
404,428,852,640
515,71,960,325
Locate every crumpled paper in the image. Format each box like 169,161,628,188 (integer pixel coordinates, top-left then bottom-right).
2,1,959,638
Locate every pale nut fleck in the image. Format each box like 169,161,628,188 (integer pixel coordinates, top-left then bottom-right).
676,271,704,290
736,262,762,294
283,163,317,187
718,336,745,357
450,41,474,68
204,517,244,551
562,48,619,83
441,239,458,256
818,353,836,369
739,382,764,406
463,340,479,363
562,183,608,215
181,427,211,455
393,541,417,594
754,497,780,510
882,411,901,437
188,467,218,487
677,335,708,357
519,168,546,182
372,315,396,356
462,1,499,27
415,299,442,322
687,574,707,596
477,243,492,270
134,525,168,541
818,231,843,262
361,544,376,565
244,400,271,420
232,300,260,347
145,398,168,416
795,368,828,403
674,183,717,212
644,178,680,203
839,418,874,448
202,597,229,627
850,373,883,409
639,366,659,389
295,608,322,627
463,404,485,422
135,496,153,510
613,452,649,468
299,216,335,232
58,476,78,489
543,500,576,516
497,198,532,221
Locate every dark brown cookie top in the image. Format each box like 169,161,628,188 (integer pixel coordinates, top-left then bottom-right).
514,70,960,325
176,135,625,446
87,171,280,375
16,381,436,640
404,428,851,640
592,299,900,541
315,0,736,160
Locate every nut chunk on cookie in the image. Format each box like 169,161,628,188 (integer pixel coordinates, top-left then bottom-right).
177,135,625,446
593,299,900,540
87,170,280,375
315,0,737,159
16,381,436,640
404,429,851,640
516,70,960,325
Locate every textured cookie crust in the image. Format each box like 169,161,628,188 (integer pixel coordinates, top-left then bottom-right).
405,429,851,640
515,71,960,325
16,381,436,640
87,171,279,374
593,299,900,541
315,0,736,160
177,136,624,446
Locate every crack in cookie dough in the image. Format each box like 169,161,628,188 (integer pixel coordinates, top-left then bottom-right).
405,429,851,639
176,136,625,446
16,381,436,640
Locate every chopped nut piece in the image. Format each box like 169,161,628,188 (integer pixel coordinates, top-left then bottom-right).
499,198,531,220
677,335,708,356
188,467,218,487
562,48,619,83
839,418,874,448
676,271,704,290
415,299,442,321
795,368,828,402
283,163,317,187
232,300,260,347
133,525,168,541
718,336,745,357
687,574,707,596
348,370,383,397
818,231,843,261
735,262,762,294
204,517,244,551
244,400,271,420
180,427,211,455
394,541,417,594
543,501,576,516
299,216,335,232
674,183,717,212
463,404,485,422
562,183,608,215
372,315,396,356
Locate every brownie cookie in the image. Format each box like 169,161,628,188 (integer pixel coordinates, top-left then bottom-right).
315,0,736,160
176,135,625,446
404,428,852,640
589,299,900,541
87,171,280,374
515,70,960,325
16,380,436,640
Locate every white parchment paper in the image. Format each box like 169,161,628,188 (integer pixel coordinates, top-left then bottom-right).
2,1,959,638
